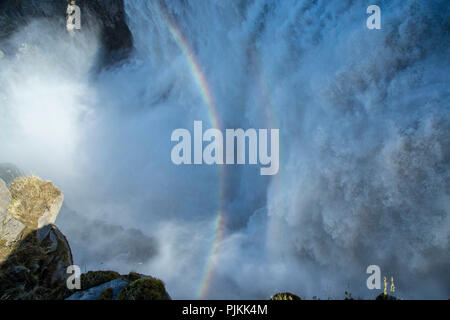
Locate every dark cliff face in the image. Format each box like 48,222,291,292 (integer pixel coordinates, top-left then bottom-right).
0,0,133,65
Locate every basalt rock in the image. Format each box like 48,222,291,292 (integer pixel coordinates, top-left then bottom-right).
0,176,72,300
8,176,64,232
117,277,171,300
66,272,171,300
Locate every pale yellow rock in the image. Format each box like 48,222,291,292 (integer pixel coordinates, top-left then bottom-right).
1,176,64,258
8,176,63,230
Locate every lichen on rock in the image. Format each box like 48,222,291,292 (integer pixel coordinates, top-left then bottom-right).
8,176,63,232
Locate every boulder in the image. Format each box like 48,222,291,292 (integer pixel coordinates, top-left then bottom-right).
117,277,171,300
66,278,128,300
65,272,171,300
0,176,73,300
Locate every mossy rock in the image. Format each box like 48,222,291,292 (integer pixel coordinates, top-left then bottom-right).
0,226,73,300
118,278,169,300
98,287,114,300
81,271,121,291
48,283,72,300
127,272,141,282
270,292,301,300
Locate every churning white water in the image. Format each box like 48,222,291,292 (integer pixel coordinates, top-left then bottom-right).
0,0,448,299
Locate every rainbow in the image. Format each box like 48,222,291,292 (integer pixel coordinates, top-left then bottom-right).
160,8,226,299
161,8,283,299
164,17,220,130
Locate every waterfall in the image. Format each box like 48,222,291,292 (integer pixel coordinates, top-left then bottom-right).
0,0,448,299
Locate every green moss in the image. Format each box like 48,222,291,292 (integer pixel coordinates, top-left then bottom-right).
98,287,114,300
48,283,72,300
127,272,141,282
118,277,169,300
81,271,121,290
270,292,301,300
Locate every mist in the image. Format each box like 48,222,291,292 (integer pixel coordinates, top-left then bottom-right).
0,0,448,299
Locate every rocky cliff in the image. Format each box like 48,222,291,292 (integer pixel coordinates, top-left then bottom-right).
0,169,170,300
0,175,73,299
